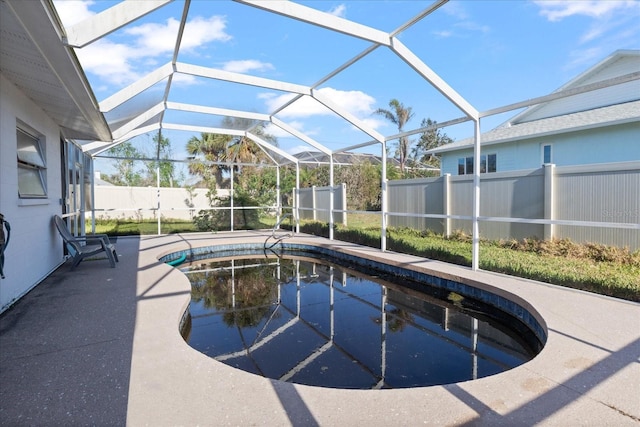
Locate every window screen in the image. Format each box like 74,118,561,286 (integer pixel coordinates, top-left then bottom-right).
17,128,46,198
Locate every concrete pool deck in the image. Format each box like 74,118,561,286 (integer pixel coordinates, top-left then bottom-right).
1,231,638,426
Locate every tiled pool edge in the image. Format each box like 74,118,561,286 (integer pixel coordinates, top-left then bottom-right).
160,242,547,345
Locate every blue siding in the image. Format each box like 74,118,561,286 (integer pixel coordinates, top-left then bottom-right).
441,122,640,175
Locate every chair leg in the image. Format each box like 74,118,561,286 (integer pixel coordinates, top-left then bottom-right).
106,248,116,268
71,255,82,270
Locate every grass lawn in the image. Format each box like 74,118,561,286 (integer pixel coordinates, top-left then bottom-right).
88,216,640,302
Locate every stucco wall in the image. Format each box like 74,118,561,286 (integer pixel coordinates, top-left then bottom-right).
1,74,65,312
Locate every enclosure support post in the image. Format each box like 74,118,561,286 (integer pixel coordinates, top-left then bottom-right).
230,165,234,232
381,141,387,252
79,156,86,237
329,155,334,241
156,164,161,235
156,129,162,235
276,166,281,225
471,119,481,270
341,183,347,226
295,164,300,234
90,157,96,234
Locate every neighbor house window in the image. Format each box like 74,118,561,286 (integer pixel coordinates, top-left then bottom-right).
542,144,552,164
17,127,47,198
458,154,497,175
465,156,474,175
487,154,497,172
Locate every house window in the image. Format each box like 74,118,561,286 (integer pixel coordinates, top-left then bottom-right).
542,144,552,164
17,127,47,198
487,154,497,172
458,154,497,175
465,156,474,175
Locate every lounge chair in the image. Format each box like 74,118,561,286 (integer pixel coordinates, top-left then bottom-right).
53,215,118,269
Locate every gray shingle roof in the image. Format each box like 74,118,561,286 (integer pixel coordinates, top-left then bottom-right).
427,100,640,154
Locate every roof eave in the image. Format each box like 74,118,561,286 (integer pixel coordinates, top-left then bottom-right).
6,0,112,142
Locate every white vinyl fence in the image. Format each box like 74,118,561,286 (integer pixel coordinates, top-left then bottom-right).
387,161,639,250
296,184,347,225
91,186,230,220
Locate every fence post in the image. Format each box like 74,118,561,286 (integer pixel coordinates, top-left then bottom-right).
544,163,555,240
444,173,451,237
312,185,317,221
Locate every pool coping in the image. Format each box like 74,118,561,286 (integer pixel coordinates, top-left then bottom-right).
126,231,639,426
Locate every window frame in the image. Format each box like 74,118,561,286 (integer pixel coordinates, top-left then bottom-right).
457,153,497,175
17,125,47,199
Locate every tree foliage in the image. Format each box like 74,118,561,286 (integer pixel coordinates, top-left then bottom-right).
103,133,180,187
375,99,415,174
412,118,453,169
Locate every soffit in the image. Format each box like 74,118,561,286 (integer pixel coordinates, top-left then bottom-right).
0,0,111,141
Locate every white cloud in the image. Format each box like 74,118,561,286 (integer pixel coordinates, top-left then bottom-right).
125,18,182,55
432,30,454,39
264,121,307,138
56,1,232,86
223,60,275,73
328,4,347,18
53,0,95,26
172,73,199,86
75,39,140,85
564,47,605,70
533,0,640,22
264,87,376,121
533,0,640,71
432,2,491,38
440,1,469,20
455,21,490,34
180,15,232,49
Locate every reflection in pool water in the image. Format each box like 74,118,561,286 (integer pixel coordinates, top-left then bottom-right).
181,255,540,389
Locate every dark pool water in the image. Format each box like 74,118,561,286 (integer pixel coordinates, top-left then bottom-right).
181,254,540,389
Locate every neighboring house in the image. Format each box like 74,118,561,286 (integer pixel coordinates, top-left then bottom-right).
428,50,640,175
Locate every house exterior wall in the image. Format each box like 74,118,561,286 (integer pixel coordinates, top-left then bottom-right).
0,74,65,313
440,122,640,176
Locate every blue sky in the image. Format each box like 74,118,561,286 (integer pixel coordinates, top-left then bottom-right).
52,0,640,173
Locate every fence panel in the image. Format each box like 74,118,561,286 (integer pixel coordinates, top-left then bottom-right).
93,186,228,220
554,162,639,248
297,185,346,224
387,161,639,249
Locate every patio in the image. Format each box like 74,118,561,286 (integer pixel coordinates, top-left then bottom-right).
1,231,638,426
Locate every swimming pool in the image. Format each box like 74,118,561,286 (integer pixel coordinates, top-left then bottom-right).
163,244,545,390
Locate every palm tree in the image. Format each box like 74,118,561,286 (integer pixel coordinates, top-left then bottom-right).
375,99,414,174
186,132,232,188
186,118,278,191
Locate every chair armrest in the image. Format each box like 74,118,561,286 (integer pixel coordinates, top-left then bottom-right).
86,233,113,245
67,234,112,246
